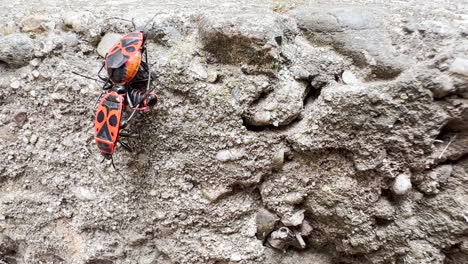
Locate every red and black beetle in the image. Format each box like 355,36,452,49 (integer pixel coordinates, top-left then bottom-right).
97,14,157,88
94,85,158,165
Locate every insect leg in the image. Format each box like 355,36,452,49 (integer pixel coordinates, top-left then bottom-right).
97,62,108,82
119,132,139,137
119,141,134,152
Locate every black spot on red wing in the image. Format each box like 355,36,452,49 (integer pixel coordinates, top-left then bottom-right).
109,115,118,127
125,46,136,52
97,141,112,153
97,111,105,123
106,49,129,68
96,123,112,141
121,38,139,47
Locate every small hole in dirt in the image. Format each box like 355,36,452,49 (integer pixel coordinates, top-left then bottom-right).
303,84,321,107
380,188,395,202
374,217,394,227
242,117,266,132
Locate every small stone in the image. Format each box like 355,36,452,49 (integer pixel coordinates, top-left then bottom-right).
256,208,279,239
39,71,51,80
30,58,41,67
291,65,311,80
71,186,97,201
31,70,40,78
393,174,412,195
190,59,208,79
23,130,32,137
206,72,218,83
23,85,32,92
97,33,122,57
281,209,305,226
272,149,285,168
64,33,79,47
342,70,360,84
10,80,21,89
13,112,27,126
30,134,38,145
0,234,17,256
449,57,468,77
19,15,48,33
252,111,271,125
230,253,242,262
282,192,304,205
216,149,245,162
300,220,313,236
0,33,34,66
202,185,231,201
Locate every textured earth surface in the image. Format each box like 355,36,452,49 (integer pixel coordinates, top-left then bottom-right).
0,0,467,263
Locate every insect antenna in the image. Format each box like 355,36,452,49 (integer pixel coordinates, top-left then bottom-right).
141,13,159,32
93,90,105,113
72,71,105,83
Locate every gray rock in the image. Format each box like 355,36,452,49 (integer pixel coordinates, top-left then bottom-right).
418,165,453,195
0,234,17,256
0,33,34,66
449,57,468,77
10,80,21,89
342,70,360,85
256,208,279,239
281,209,305,227
393,174,412,195
97,33,122,57
198,8,296,66
290,7,410,79
64,33,79,47
19,15,48,32
245,71,307,126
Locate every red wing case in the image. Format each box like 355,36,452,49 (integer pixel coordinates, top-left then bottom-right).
94,91,124,155
105,31,144,85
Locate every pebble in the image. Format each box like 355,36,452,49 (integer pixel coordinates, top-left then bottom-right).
30,135,38,145
256,208,279,239
0,33,34,66
19,15,48,33
449,57,468,77
202,185,231,201
342,70,360,84
71,186,97,201
23,85,32,92
216,149,245,161
64,33,79,47
393,174,412,195
30,58,41,67
281,209,305,226
10,80,21,89
252,111,271,125
272,149,285,168
97,33,122,57
31,70,40,79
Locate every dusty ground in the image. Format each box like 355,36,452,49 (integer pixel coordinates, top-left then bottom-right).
0,0,467,263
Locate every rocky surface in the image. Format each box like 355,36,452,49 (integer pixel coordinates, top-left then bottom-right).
0,0,467,263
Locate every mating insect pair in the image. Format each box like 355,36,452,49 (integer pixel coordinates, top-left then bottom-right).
74,15,158,167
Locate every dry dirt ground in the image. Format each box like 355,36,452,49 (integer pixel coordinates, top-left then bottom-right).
0,0,467,263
